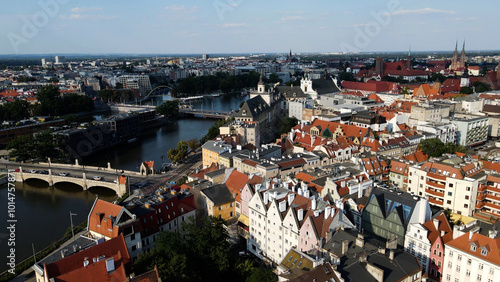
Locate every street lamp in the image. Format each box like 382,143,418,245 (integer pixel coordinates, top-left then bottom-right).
70,212,77,241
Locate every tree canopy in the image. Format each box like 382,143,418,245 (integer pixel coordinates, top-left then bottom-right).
133,216,276,282
156,100,179,119
167,140,188,164
172,71,260,97
418,138,467,157
7,130,66,162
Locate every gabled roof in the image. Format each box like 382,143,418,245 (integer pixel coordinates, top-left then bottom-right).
446,232,500,265
225,170,248,202
236,95,270,119
88,199,126,238
44,235,130,281
422,212,453,245
312,77,341,94
201,184,234,205
277,85,307,99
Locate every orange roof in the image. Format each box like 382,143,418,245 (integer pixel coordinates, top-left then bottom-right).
45,234,130,281
368,93,384,103
446,232,500,265
412,84,439,97
225,170,248,202
295,172,317,183
189,163,219,179
88,199,123,238
143,161,154,168
0,89,19,97
422,212,453,245
481,161,500,174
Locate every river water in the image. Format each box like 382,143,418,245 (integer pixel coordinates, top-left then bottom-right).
0,94,247,273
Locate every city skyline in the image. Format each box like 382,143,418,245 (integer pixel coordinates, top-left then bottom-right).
1,1,499,55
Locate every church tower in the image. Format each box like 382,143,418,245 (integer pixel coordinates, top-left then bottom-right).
375,57,384,75
460,40,466,68
496,61,500,83
406,46,412,70
450,41,459,70
257,75,265,93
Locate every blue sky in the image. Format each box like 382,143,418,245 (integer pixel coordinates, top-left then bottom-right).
1,0,498,55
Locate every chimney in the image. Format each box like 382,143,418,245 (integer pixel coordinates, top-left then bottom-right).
341,240,349,255
314,210,320,217
288,193,295,204
469,231,473,241
298,209,304,221
433,218,439,230
341,181,346,188
105,258,115,273
325,206,332,219
356,234,365,248
279,200,287,212
312,198,317,210
378,247,386,254
389,250,394,260
304,189,310,199
298,187,303,196
489,229,499,239
263,192,269,205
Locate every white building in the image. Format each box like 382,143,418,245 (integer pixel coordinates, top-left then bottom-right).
118,75,152,96
443,231,500,282
445,116,489,147
417,122,457,144
407,155,486,216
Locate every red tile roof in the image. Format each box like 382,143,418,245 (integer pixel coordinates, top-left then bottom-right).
446,232,500,266
422,212,453,245
44,235,131,281
88,199,124,238
225,170,248,202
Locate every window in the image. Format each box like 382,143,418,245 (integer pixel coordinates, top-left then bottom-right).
458,254,462,261
481,249,488,256
456,265,461,272
448,192,453,196
464,204,469,208
466,269,470,276
468,258,472,264
477,274,482,281
479,264,484,270
465,195,470,200
447,274,451,281
447,200,452,204
449,183,453,188
218,206,222,211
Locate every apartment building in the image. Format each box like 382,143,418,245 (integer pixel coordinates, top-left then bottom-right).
443,231,500,282
407,155,486,216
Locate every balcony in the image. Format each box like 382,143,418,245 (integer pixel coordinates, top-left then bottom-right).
427,172,447,181
484,202,500,212
478,185,487,193
477,193,486,201
426,180,445,189
476,202,485,209
485,194,500,202
426,188,445,198
429,197,444,206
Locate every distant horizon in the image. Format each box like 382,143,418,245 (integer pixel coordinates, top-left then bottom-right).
1,49,500,58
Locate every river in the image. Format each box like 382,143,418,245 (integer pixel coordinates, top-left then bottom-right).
0,94,248,273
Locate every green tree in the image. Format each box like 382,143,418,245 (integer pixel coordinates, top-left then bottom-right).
133,216,240,281
473,81,492,93
6,135,35,161
156,100,179,119
48,77,59,83
460,86,473,94
418,138,445,157
34,85,63,116
115,82,123,89
267,73,283,84
246,267,278,282
187,139,200,151
338,71,356,82
167,140,189,163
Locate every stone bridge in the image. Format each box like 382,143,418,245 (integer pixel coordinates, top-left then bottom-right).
1,160,144,196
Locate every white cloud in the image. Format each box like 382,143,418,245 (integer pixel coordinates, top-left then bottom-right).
280,15,307,22
165,5,199,14
388,8,456,16
222,23,247,28
71,7,102,13
68,14,117,20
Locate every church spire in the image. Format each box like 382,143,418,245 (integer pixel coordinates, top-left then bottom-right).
462,40,466,52
455,40,458,52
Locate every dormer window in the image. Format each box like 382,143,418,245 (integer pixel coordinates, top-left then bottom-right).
481,246,489,256
242,110,247,115
471,245,476,251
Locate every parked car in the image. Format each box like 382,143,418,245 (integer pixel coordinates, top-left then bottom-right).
59,172,69,176
93,176,102,181
40,170,49,174
29,169,37,173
